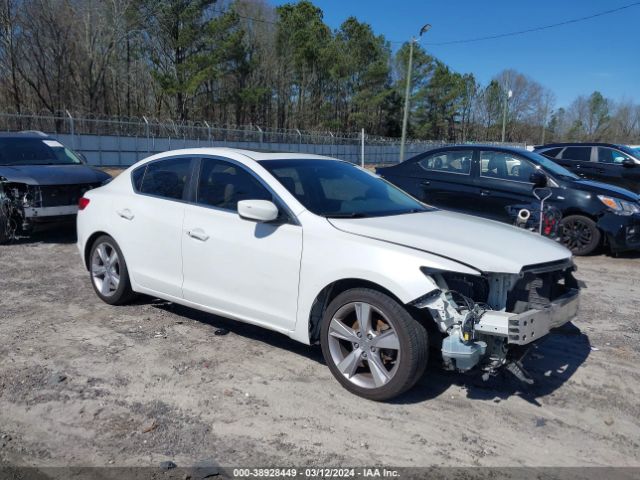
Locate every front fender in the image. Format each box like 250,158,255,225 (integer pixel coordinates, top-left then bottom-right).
290,217,481,344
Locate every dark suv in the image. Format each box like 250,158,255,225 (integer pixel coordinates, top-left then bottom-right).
377,145,640,256
534,143,640,194
0,132,111,242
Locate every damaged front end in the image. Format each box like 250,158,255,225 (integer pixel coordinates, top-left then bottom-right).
0,176,100,241
411,260,580,382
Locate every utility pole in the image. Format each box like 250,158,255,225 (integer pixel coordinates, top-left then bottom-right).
399,38,415,163
541,101,549,145
501,76,512,143
399,24,431,162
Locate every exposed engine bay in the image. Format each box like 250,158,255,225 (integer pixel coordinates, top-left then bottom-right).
412,261,580,383
0,176,100,242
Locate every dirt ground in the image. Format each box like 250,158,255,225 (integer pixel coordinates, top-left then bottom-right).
0,228,639,471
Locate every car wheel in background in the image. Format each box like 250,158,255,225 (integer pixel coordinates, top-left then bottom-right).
89,235,136,305
560,215,601,256
320,288,428,401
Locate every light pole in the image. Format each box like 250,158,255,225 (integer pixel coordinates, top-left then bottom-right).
501,88,512,143
399,23,431,162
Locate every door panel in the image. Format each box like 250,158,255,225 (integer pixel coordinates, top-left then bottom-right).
558,146,596,180
473,151,538,222
181,158,302,331
111,157,193,297
596,147,640,192
392,150,478,212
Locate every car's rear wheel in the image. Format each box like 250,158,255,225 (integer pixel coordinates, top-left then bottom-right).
89,235,136,305
560,215,601,255
320,288,428,401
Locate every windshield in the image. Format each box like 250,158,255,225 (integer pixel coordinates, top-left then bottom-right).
618,145,640,159
525,151,580,180
260,159,430,218
0,138,82,166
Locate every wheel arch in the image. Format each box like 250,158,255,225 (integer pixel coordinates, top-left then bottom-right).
306,278,410,345
83,231,111,270
559,208,598,223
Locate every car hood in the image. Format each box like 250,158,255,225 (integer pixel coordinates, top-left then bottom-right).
0,164,110,186
328,210,572,274
566,178,640,201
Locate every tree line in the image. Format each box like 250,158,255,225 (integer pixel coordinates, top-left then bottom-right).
0,0,638,144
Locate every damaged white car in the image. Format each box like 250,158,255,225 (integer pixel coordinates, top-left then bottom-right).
77,149,580,401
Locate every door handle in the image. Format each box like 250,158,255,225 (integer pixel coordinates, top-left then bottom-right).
187,228,209,242
596,169,605,174
420,180,431,187
116,209,134,220
480,190,491,197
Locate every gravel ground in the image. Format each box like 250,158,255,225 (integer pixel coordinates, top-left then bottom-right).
0,228,639,471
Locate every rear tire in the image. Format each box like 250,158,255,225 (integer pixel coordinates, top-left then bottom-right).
0,199,10,244
89,235,136,305
320,288,428,401
560,215,601,256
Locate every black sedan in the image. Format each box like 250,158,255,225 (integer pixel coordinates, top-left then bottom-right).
377,145,640,256
535,143,640,194
0,132,111,242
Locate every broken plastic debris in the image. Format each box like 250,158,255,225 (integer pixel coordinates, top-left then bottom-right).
590,346,600,351
214,328,229,336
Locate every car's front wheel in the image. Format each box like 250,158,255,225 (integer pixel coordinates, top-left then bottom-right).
560,215,601,255
89,235,136,305
320,288,428,401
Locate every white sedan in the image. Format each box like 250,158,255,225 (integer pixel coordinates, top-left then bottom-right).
77,148,580,400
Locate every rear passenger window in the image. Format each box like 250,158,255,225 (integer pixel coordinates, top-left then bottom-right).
540,147,562,158
139,157,192,200
196,158,271,211
417,150,472,174
561,147,591,162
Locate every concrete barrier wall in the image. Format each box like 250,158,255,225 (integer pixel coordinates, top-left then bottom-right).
53,133,441,167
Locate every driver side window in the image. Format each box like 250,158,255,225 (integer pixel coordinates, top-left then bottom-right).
480,151,536,182
597,147,630,165
196,158,272,212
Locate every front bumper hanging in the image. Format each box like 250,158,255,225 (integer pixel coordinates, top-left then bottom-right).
475,288,579,345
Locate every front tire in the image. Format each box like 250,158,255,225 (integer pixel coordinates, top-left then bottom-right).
560,215,601,255
320,288,428,401
89,235,136,305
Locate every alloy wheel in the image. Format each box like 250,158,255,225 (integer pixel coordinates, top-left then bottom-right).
327,301,401,389
561,218,593,252
91,242,121,297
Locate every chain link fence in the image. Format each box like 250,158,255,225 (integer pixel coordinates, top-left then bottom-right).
0,111,525,167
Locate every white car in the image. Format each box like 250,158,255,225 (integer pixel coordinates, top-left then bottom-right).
77,148,580,400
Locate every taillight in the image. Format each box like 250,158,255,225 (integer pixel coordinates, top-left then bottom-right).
78,197,90,210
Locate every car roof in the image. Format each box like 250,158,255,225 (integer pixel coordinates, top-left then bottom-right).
407,144,531,158
535,142,625,149
146,147,339,163
0,131,54,140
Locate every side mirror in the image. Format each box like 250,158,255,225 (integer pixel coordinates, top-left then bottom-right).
622,158,636,168
529,170,548,188
238,200,279,223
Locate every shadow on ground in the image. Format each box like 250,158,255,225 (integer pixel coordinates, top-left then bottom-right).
149,299,590,406
396,322,591,406
4,224,77,245
151,300,325,365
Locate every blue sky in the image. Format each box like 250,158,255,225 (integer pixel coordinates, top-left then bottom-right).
270,0,640,108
